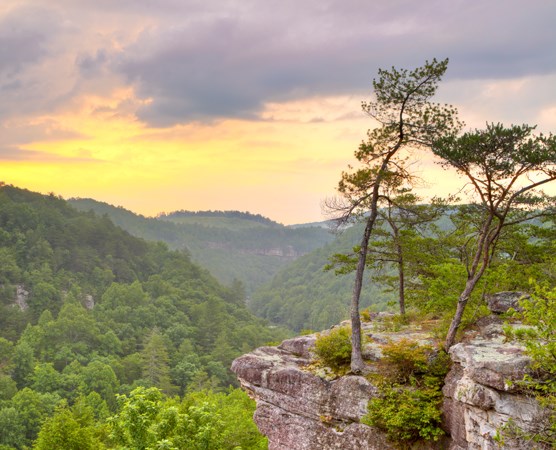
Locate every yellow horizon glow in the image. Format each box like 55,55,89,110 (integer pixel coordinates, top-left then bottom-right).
4,90,469,224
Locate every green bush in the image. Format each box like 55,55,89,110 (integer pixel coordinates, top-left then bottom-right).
380,339,430,383
362,340,450,447
501,285,556,447
362,384,444,444
373,313,410,332
313,326,352,371
360,308,372,322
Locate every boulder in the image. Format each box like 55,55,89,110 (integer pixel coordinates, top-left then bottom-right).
444,320,550,449
486,291,529,314
15,284,29,311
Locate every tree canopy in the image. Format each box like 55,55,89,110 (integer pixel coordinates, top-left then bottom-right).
432,122,556,349
0,184,283,449
327,58,462,371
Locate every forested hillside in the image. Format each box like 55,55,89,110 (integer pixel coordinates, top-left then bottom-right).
69,199,334,294
0,185,287,449
249,223,395,332
251,204,556,334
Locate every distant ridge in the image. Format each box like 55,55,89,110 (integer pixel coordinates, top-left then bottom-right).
159,209,281,227
69,198,334,293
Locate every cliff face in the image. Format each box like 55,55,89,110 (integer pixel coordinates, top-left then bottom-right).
232,294,550,450
232,334,393,450
443,314,547,450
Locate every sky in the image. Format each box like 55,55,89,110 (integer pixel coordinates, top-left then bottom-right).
1,0,555,224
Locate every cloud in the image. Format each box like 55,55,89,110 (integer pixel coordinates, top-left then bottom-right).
111,0,556,126
0,119,86,147
0,5,74,120
77,49,110,78
0,146,40,161
0,146,59,161
0,145,98,163
1,0,555,128
439,73,556,132
0,6,57,77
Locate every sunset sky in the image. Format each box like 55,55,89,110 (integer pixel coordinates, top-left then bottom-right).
1,0,555,224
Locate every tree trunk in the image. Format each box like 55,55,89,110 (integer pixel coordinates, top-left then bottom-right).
445,219,500,351
350,215,375,373
349,141,401,373
444,275,480,351
397,241,405,316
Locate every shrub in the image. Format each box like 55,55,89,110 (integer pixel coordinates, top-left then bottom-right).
362,384,444,444
362,339,450,447
313,326,352,371
380,339,431,383
500,285,556,447
360,308,372,322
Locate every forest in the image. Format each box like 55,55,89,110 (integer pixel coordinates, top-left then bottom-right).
68,192,556,338
249,222,394,332
69,199,399,332
69,198,334,294
0,185,287,449
1,178,556,449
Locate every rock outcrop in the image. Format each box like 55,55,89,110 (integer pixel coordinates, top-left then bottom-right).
485,291,528,314
232,298,550,449
232,334,393,450
15,284,29,311
83,294,95,310
444,315,549,450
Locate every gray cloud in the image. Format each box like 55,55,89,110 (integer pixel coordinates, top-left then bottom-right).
0,146,61,161
1,0,555,127
0,146,40,161
0,120,86,146
0,5,72,120
77,49,109,78
0,6,55,77
111,0,556,125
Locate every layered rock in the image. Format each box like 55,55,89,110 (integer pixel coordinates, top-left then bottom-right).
444,316,549,450
232,302,549,450
231,334,393,449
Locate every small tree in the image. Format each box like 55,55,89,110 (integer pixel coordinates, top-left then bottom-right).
141,329,174,394
34,404,101,450
368,189,447,316
326,58,461,372
328,185,447,316
501,285,556,446
433,123,556,349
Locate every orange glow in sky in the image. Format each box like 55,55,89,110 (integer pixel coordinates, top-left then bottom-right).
2,1,555,224
4,85,554,224
5,92,377,223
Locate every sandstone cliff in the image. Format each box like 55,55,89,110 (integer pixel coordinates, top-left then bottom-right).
232,293,550,449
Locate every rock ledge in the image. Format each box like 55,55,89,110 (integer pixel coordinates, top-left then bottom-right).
232,313,549,449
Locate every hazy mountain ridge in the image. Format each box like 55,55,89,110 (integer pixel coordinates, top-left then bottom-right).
249,223,395,332
69,198,334,293
159,209,281,228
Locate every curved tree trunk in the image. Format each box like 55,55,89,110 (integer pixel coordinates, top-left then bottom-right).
445,218,502,351
444,271,484,350
444,291,470,351
350,215,375,373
